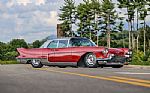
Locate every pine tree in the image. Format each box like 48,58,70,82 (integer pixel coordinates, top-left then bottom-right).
101,0,117,48
59,0,76,37
139,0,149,55
118,0,136,49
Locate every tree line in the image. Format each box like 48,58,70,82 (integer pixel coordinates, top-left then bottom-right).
0,39,44,61
59,0,150,53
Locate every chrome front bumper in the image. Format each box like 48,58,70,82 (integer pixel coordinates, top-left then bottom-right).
96,55,125,66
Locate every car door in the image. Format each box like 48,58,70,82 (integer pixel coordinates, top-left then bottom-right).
47,40,58,62
53,40,72,62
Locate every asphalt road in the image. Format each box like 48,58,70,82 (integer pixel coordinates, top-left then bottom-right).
0,64,150,93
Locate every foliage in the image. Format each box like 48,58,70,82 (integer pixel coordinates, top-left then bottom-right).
32,40,42,48
131,50,150,65
4,51,18,61
59,0,76,37
138,26,150,50
131,50,144,65
9,39,28,51
0,60,19,64
0,39,28,61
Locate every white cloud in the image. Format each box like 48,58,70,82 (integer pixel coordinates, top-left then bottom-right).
35,0,45,5
0,0,62,43
46,11,60,26
16,0,31,6
6,1,14,7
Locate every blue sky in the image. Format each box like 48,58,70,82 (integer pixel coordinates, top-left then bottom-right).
0,0,67,43
0,0,150,43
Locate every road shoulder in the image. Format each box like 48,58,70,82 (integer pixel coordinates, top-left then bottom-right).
124,65,150,69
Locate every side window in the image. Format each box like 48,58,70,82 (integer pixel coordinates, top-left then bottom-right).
58,40,68,48
69,39,81,47
47,40,58,48
69,38,96,47
81,40,91,46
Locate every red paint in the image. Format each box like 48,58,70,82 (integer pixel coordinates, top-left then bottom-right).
17,46,106,63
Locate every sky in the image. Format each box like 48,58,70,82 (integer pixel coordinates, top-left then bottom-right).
0,0,150,43
0,0,70,43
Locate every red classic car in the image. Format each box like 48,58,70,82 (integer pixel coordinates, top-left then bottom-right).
17,37,126,68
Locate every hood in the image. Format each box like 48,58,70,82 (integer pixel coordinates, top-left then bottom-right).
108,48,125,56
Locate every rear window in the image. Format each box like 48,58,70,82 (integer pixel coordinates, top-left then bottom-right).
69,38,96,47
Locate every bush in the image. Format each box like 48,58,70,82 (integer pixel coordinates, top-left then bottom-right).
4,51,18,61
131,51,144,65
131,50,150,65
0,60,19,64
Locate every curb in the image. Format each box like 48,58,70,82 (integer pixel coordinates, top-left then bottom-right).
124,65,150,69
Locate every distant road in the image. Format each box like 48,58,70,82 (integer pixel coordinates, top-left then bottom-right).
0,64,150,93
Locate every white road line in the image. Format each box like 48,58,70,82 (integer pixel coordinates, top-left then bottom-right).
115,72,150,75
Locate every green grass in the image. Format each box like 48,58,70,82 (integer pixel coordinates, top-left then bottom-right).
0,60,19,64
130,61,150,66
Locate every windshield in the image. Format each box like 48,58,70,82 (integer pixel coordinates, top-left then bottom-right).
69,38,96,47
40,40,51,48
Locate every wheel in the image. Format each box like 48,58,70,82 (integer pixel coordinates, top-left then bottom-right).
112,65,123,68
31,59,43,68
100,66,104,68
84,53,98,68
26,60,31,64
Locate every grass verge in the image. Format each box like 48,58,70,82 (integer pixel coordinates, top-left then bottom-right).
0,60,19,65
130,61,150,66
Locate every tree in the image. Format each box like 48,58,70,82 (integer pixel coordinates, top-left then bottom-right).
32,40,42,48
90,0,101,45
117,19,125,47
8,39,28,51
0,42,7,60
101,0,117,48
139,0,149,55
59,0,76,37
133,0,147,52
0,39,28,61
117,0,135,49
77,0,94,40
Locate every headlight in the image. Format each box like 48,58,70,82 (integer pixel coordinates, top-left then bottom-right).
111,54,115,57
107,54,115,59
102,48,109,54
127,51,132,55
129,51,132,54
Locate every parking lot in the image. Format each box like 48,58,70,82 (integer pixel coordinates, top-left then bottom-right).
0,64,150,93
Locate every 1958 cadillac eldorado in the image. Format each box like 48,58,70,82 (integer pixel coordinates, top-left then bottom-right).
17,37,131,68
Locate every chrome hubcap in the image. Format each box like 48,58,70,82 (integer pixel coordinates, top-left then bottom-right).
86,55,96,66
32,59,40,66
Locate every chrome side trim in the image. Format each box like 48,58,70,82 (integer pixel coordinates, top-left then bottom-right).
41,58,77,66
16,58,30,64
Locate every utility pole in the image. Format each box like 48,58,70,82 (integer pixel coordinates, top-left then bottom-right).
128,21,131,49
95,13,99,46
144,20,146,55
107,14,111,48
